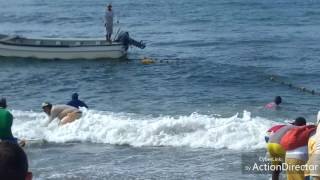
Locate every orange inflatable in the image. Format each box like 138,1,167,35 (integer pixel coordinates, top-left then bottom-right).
280,125,316,151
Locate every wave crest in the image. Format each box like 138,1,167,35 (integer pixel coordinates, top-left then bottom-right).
11,109,275,150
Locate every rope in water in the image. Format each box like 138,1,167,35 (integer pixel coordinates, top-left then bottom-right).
269,75,319,96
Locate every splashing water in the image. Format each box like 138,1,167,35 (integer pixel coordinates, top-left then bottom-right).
11,109,276,150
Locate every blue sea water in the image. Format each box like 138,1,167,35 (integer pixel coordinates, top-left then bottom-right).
1,0,320,179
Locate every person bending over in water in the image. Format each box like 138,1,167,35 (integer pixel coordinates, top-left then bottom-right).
67,93,88,109
265,96,282,110
42,102,82,126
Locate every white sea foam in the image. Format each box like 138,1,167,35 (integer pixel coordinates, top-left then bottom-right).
11,109,276,150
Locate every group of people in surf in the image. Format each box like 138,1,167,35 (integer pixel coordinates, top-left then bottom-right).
0,93,88,179
265,96,320,180
0,93,88,145
2,94,319,180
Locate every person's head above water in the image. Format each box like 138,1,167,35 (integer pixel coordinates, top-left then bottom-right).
107,3,112,10
72,93,79,100
0,141,32,180
274,96,282,105
291,117,306,126
42,102,52,115
0,98,7,108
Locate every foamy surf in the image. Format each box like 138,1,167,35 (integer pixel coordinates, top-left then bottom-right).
11,109,276,150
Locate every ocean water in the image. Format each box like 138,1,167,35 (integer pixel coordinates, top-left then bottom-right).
1,0,320,179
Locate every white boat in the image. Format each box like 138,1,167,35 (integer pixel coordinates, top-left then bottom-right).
0,32,145,60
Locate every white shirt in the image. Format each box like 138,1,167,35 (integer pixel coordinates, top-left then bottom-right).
105,10,114,26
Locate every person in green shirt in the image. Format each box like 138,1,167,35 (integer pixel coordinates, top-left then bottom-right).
0,98,16,143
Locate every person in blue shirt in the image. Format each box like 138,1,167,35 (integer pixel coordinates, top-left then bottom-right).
67,93,88,109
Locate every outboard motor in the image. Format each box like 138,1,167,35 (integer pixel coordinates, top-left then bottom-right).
115,31,146,50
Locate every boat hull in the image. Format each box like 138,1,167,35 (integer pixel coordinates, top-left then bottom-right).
0,42,127,60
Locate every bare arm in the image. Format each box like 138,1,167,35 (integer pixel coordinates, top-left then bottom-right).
45,107,60,126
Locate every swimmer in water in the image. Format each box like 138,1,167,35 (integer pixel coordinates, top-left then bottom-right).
265,96,282,110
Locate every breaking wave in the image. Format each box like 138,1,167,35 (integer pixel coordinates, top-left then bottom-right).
11,109,276,150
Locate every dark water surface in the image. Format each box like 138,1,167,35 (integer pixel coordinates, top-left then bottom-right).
1,0,320,179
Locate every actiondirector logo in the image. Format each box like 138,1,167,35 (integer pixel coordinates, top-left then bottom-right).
245,162,318,172
241,152,319,174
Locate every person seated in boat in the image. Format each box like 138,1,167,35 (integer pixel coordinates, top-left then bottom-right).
67,93,88,109
42,102,82,126
0,141,32,180
105,3,114,42
265,96,282,110
0,98,18,144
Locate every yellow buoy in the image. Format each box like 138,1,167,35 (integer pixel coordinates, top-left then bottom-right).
141,57,155,64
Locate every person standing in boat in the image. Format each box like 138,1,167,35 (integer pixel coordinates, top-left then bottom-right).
105,3,114,43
